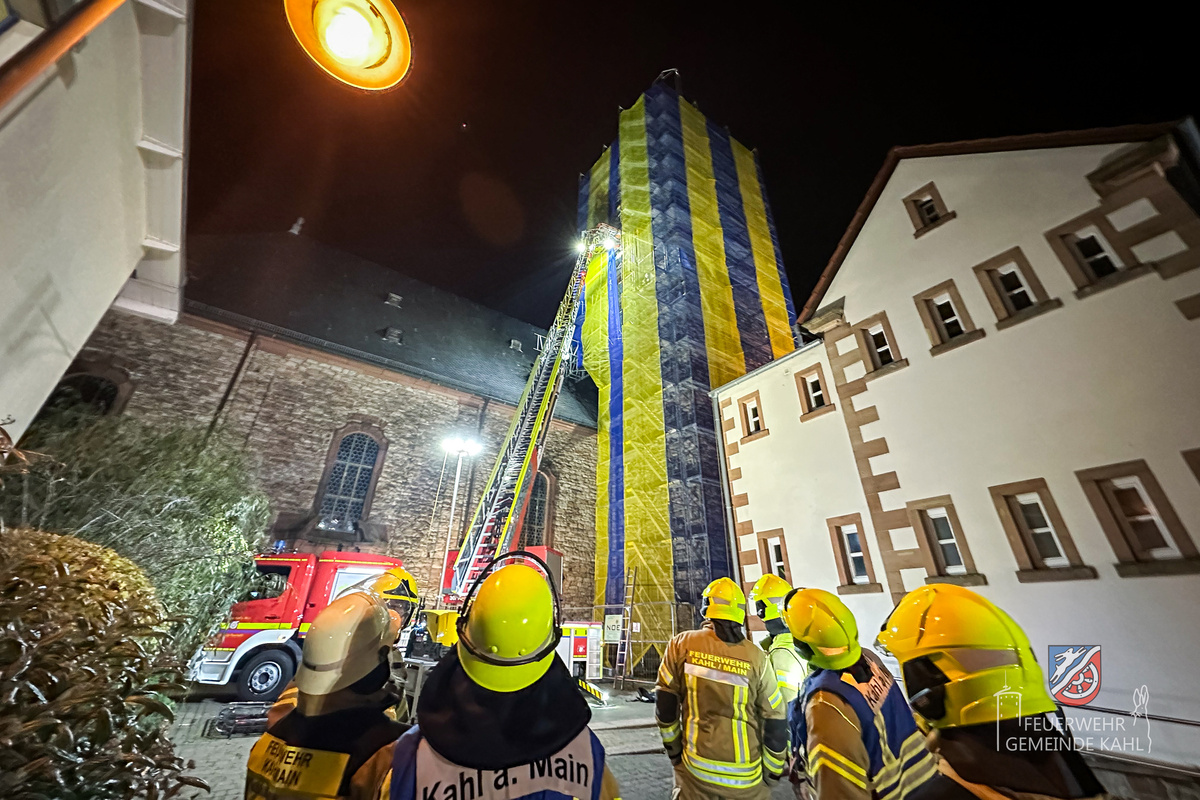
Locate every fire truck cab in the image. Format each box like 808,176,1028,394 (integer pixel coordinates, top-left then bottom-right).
188,550,404,701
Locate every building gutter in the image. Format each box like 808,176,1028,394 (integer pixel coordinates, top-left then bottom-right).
711,392,740,581
0,0,127,113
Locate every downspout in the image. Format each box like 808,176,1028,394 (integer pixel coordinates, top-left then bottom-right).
0,0,127,112
205,331,257,445
711,391,740,582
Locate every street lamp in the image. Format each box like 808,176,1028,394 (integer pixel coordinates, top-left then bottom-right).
441,436,481,599
284,0,413,91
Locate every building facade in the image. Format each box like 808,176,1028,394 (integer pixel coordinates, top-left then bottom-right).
714,123,1200,764
1,0,190,445
50,233,600,609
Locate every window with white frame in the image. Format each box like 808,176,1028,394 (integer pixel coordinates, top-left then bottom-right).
930,292,965,340
1068,228,1122,281
1105,476,1179,560
994,266,1035,313
914,196,940,226
1011,493,1068,568
766,535,787,578
866,324,894,368
840,524,870,584
744,399,762,434
806,374,825,409
924,507,966,575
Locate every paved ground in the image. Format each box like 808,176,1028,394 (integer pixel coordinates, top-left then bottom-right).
170,689,793,800
170,692,1190,800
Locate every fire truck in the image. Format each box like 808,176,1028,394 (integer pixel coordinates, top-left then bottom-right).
188,550,404,701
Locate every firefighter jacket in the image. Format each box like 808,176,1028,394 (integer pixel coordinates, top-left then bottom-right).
246,691,408,800
387,651,620,800
791,650,935,800
656,621,789,799
763,632,807,709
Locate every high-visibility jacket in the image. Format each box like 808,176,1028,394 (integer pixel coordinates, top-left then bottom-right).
386,726,620,800
656,622,788,799
791,651,935,800
246,702,406,800
763,632,807,708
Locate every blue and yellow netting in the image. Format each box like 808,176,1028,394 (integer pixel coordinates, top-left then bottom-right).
578,84,797,665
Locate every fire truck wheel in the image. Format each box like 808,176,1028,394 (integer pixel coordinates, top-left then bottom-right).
236,650,294,701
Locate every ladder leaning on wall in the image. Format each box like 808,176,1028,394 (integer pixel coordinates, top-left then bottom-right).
614,566,638,689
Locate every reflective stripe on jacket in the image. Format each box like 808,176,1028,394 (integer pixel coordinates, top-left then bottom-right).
657,623,787,797
387,725,618,800
765,633,807,707
246,705,404,800
791,651,936,800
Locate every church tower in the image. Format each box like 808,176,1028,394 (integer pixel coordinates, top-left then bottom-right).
578,81,797,664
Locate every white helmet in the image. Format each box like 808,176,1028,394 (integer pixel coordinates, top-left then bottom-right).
294,592,400,696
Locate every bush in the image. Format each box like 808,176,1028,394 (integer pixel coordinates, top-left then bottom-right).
0,529,208,799
0,411,270,659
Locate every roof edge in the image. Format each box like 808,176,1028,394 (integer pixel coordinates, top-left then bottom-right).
798,120,1183,322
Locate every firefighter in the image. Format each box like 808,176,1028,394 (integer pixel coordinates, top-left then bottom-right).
385,552,621,800
268,567,419,727
749,573,807,709
656,577,789,800
875,585,1108,800
783,588,935,800
245,591,408,800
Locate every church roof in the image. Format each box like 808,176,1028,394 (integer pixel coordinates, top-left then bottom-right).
184,232,598,428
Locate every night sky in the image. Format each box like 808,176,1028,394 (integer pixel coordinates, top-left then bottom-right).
188,2,1193,328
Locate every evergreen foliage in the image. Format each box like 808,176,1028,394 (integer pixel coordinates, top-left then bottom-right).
0,411,270,658
0,529,208,799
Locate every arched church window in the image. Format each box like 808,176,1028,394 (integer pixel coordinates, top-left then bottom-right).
522,470,555,548
317,423,387,533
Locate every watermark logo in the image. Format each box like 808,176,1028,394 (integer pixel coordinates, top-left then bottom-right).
998,684,1153,756
1049,645,1101,706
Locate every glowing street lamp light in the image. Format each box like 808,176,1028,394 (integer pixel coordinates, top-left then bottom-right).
440,436,481,600
284,0,413,91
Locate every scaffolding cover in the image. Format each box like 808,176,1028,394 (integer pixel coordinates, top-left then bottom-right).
579,83,798,666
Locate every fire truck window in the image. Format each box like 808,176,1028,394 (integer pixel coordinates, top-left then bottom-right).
243,565,291,601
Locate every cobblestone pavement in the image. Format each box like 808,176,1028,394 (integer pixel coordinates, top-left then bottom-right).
172,699,256,800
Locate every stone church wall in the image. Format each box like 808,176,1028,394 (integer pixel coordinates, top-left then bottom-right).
79,310,598,609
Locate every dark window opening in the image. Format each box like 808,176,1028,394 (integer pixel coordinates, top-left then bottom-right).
933,298,964,339
997,269,1034,312
1074,235,1118,280
523,472,550,547
915,197,940,226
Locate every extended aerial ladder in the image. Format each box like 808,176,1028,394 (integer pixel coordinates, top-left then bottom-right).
448,224,620,597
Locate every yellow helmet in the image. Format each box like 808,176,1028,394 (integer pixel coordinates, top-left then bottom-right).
372,566,418,603
875,584,1056,728
456,552,562,693
295,591,400,696
701,577,747,625
782,588,860,670
749,574,792,622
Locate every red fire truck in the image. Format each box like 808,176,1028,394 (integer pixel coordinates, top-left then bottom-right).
188,550,404,701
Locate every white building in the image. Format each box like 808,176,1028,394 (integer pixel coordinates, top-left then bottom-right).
0,0,190,443
713,122,1200,766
